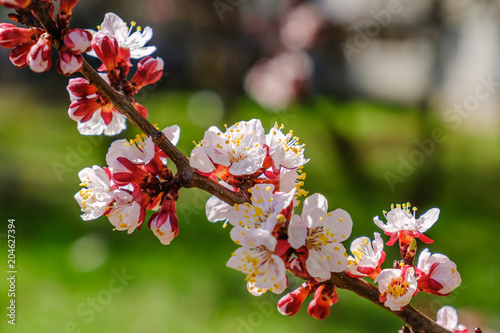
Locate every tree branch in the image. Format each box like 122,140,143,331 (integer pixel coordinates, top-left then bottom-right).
330,272,452,333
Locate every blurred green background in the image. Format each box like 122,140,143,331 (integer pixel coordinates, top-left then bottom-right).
1,1,500,333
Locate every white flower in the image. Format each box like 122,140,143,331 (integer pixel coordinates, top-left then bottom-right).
67,75,127,136
288,193,353,281
416,248,461,295
266,123,308,169
373,203,440,245
227,227,287,293
347,232,385,278
374,267,417,311
436,306,469,333
106,125,180,173
74,166,117,221
227,184,295,230
107,190,143,234
88,12,156,59
190,119,267,176
106,134,155,172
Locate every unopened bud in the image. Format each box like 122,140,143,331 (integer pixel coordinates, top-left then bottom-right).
9,41,34,68
0,0,31,9
277,285,311,316
0,24,40,49
27,34,52,73
149,199,179,245
60,0,80,14
57,49,83,75
92,33,118,71
307,284,338,320
131,56,164,91
64,28,92,54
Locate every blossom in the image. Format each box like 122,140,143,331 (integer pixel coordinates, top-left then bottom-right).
227,184,295,229
190,119,267,176
416,248,461,295
347,232,386,278
88,12,156,61
227,226,287,293
374,203,440,246
106,188,145,233
105,125,180,184
67,76,128,135
374,266,418,311
436,306,469,333
149,199,179,245
266,123,308,170
74,166,117,221
288,193,353,281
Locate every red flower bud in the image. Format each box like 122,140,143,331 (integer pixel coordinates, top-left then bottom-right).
131,56,164,91
57,49,83,75
92,33,118,72
64,28,92,54
9,41,34,68
0,0,31,9
27,34,52,73
277,285,311,316
60,0,80,15
307,285,338,320
0,24,40,49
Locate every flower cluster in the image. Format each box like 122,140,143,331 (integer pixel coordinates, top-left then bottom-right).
0,0,92,74
0,3,161,136
346,203,462,312
189,119,354,319
75,125,181,244
68,12,162,135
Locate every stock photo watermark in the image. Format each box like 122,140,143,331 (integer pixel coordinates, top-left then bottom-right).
58,268,135,333
340,0,408,63
6,218,16,326
385,75,500,192
52,136,105,182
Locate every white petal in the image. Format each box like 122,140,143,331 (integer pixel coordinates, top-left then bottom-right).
205,196,231,222
305,250,331,281
189,146,215,173
436,306,459,330
417,208,440,232
287,215,307,249
301,193,328,228
162,125,180,146
325,208,353,241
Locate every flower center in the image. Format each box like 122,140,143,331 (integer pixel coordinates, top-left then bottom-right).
306,226,330,250
386,277,410,297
